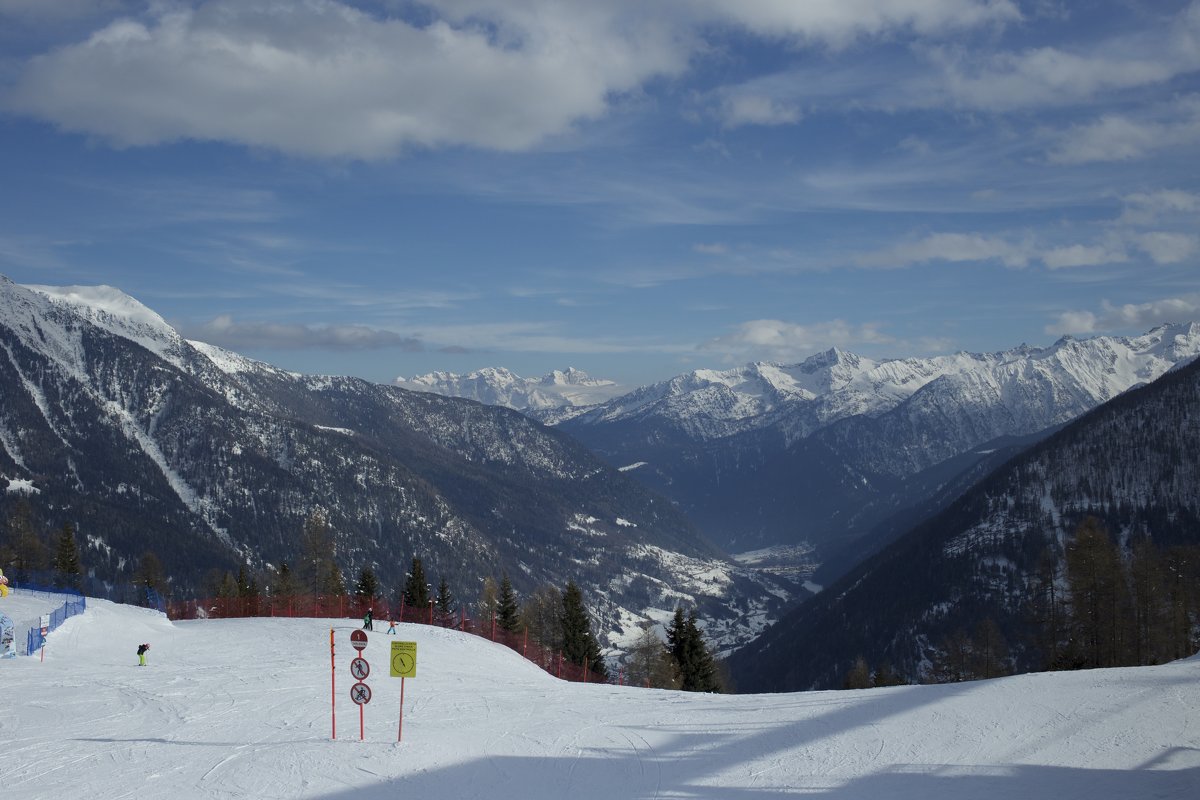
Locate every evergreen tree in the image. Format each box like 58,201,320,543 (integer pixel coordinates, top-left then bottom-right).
560,581,608,680
273,562,297,598
322,560,346,597
52,521,83,591
402,557,430,609
355,566,380,603
216,571,239,599
683,611,722,692
434,577,455,625
497,574,521,633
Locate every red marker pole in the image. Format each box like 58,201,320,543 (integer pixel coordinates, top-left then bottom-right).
330,629,336,740
397,677,406,742
360,701,365,741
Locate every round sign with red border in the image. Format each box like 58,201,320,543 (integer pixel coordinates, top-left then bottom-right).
350,629,368,651
350,682,372,705
350,657,370,680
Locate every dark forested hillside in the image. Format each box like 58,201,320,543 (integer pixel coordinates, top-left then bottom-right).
0,278,790,650
728,357,1200,692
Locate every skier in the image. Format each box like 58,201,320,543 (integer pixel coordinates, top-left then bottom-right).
0,569,8,599
137,642,150,666
362,608,373,631
386,618,396,635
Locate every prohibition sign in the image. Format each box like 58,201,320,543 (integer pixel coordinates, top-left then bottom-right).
350,657,370,680
350,682,372,705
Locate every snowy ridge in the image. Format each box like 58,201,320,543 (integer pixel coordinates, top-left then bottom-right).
563,324,1200,443
25,282,189,369
396,366,623,410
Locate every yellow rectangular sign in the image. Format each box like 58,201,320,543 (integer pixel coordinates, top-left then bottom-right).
390,641,417,678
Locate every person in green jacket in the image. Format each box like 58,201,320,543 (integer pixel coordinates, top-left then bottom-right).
362,608,373,631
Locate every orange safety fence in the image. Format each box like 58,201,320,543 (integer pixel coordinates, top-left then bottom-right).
166,594,615,685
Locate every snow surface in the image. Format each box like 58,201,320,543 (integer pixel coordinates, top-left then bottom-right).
2,595,1198,799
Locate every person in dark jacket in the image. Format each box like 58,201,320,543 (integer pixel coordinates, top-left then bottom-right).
363,608,373,631
137,642,150,666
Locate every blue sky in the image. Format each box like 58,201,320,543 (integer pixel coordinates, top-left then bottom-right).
1,0,1198,388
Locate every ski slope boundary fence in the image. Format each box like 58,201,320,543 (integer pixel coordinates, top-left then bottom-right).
167,594,614,685
15,586,86,656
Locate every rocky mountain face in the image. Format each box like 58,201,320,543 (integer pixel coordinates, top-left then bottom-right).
0,277,794,653
726,356,1200,691
551,328,1200,571
395,367,624,411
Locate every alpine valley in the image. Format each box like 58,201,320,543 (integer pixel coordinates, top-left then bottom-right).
531,326,1200,583
4,273,1199,680
0,276,793,654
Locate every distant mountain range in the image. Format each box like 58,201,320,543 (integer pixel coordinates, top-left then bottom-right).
395,367,624,410
727,353,1200,691
0,276,794,653
540,326,1200,577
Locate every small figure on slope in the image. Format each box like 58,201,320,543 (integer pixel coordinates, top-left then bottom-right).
362,608,373,631
137,642,150,666
386,618,396,635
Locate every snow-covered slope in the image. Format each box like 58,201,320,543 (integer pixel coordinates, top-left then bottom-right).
1,596,1197,798
396,366,623,410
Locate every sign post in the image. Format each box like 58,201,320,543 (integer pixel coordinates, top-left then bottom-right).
390,641,417,742
39,615,49,662
330,628,336,740
350,630,369,740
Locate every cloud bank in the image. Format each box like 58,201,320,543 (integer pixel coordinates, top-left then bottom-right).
3,0,1019,159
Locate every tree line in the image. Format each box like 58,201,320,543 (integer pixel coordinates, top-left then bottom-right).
842,516,1200,689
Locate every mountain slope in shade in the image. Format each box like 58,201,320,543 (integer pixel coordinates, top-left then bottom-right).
396,366,623,410
554,325,1200,559
0,276,793,654
727,355,1200,692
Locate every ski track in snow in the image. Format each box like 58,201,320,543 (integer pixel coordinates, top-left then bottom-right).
1,596,1198,799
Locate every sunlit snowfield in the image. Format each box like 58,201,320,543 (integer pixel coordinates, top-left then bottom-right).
2,594,1198,799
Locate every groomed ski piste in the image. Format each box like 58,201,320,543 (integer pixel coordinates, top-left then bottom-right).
2,593,1198,799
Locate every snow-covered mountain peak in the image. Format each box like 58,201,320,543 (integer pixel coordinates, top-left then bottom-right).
23,282,187,367
395,366,624,410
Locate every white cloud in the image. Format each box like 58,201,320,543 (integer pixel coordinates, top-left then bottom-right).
854,232,1032,269
1046,295,1200,335
1047,96,1200,164
718,94,801,128
1119,190,1200,226
3,0,1022,159
5,1,689,158
191,314,423,351
1041,242,1128,270
1134,232,1199,264
688,0,1019,45
701,318,892,361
